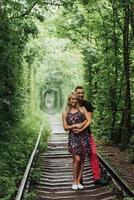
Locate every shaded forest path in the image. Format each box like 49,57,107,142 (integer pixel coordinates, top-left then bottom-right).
36,115,115,200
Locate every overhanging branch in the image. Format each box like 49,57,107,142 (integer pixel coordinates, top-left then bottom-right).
10,0,74,19
42,0,74,6
10,1,37,19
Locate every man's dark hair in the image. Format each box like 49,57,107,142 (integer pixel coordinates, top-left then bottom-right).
75,86,84,91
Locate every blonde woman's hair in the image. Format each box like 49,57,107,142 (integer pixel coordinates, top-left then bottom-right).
65,91,81,114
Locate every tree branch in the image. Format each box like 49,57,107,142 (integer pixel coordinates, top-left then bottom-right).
10,1,37,19
10,1,74,19
42,1,74,7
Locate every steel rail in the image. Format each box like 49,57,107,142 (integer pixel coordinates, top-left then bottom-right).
98,153,134,197
15,120,44,200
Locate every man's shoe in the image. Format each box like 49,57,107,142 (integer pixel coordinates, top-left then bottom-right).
94,178,108,187
72,184,78,190
77,184,84,189
102,174,112,183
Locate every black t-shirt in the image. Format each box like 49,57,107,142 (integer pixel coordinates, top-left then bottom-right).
80,100,94,113
80,100,94,133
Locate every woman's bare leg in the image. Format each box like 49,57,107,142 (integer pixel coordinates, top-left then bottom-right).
78,156,85,184
73,155,81,184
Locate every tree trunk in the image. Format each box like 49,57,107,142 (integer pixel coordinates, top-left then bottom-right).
110,0,118,143
130,3,134,35
121,2,131,147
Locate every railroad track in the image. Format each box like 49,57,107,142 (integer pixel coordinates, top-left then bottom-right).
36,116,118,200
15,115,134,200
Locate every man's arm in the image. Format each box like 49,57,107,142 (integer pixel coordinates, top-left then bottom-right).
74,107,92,133
87,111,93,119
72,111,93,132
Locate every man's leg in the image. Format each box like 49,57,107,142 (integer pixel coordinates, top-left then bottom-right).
89,134,108,187
89,134,100,181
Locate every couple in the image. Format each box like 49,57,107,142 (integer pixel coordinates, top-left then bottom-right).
62,86,108,190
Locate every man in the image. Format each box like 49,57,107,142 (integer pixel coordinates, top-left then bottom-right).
75,86,108,187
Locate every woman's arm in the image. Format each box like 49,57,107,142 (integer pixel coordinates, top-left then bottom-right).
62,112,80,131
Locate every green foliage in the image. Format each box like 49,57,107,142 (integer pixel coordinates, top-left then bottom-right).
0,0,134,198
0,112,50,199
127,135,134,164
35,22,85,111
31,167,41,183
39,119,51,152
54,0,134,146
23,191,37,200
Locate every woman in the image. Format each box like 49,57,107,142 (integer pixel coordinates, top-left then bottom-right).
62,92,91,190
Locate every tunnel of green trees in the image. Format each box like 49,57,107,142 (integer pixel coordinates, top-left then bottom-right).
0,0,134,199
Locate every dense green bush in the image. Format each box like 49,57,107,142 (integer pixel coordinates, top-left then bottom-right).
0,112,51,200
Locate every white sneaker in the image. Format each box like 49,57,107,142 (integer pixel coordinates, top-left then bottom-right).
72,184,78,190
77,183,84,189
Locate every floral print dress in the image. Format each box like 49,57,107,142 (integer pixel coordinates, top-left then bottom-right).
66,111,90,157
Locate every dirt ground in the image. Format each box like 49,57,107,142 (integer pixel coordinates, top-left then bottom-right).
98,144,134,192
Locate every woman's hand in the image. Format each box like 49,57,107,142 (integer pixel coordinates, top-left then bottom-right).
74,123,82,129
